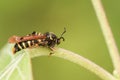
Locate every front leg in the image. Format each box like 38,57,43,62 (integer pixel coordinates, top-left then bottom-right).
49,47,56,56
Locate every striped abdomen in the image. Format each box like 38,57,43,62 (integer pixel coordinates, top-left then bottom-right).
13,39,43,53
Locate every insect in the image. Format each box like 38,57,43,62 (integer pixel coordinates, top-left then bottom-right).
9,28,66,54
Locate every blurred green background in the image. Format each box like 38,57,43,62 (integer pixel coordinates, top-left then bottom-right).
0,0,120,80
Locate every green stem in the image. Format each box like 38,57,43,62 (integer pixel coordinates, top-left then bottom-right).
28,47,116,80
91,0,120,78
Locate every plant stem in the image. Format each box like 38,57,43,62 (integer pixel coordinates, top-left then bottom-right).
91,0,120,77
29,47,116,80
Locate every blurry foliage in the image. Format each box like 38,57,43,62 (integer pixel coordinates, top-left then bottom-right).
0,0,120,80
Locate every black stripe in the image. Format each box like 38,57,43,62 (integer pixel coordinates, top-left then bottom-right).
32,31,37,35
30,40,33,46
14,43,22,53
24,41,29,48
34,40,39,44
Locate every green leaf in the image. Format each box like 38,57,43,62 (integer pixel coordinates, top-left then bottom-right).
0,44,33,80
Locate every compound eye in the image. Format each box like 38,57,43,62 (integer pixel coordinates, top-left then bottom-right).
49,33,57,40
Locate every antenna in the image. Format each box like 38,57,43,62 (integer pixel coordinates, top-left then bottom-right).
59,27,66,41
60,27,66,37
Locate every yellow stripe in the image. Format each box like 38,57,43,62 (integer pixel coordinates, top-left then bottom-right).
17,43,22,49
37,39,41,43
27,41,31,47
50,35,53,40
38,32,41,35
35,32,38,35
22,42,26,48
32,40,35,45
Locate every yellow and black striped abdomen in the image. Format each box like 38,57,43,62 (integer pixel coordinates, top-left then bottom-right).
13,40,33,53
13,39,44,53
